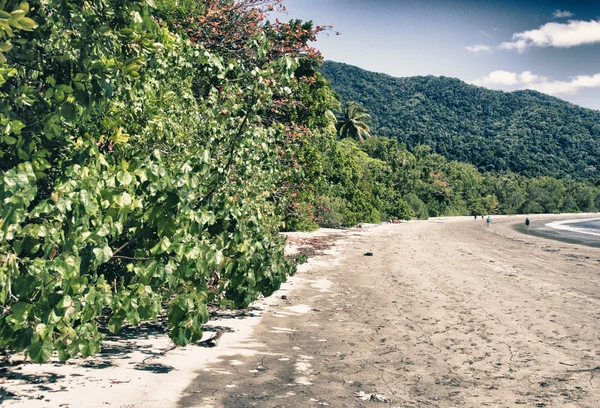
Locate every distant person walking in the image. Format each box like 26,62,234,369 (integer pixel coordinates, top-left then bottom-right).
486,216,492,228
525,217,530,232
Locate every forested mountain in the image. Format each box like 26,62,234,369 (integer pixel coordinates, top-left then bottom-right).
320,61,600,180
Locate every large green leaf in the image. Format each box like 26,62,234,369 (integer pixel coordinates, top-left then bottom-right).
93,246,113,264
28,340,53,363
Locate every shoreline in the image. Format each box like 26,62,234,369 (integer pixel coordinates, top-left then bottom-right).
511,213,600,248
178,215,600,406
2,215,600,407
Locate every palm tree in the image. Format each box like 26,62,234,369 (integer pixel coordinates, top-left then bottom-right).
335,102,371,142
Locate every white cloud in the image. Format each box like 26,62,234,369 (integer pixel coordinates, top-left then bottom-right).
501,19,600,52
465,44,492,53
472,70,600,96
473,70,547,87
553,9,574,19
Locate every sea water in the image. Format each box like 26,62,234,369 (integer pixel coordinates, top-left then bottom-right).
530,217,600,247
546,218,600,237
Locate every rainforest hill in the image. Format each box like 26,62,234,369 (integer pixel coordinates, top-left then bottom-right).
320,61,600,180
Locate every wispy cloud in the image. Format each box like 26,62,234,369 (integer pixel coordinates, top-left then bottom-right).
500,19,600,52
465,44,492,53
473,70,546,87
553,9,574,19
472,70,600,96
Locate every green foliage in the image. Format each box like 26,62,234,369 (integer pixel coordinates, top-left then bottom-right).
394,199,414,221
0,0,316,362
314,135,600,226
404,194,428,219
321,61,600,180
335,101,371,142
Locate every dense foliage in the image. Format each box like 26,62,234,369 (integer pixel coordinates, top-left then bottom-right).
1,0,598,365
0,0,331,363
320,61,600,179
313,137,600,226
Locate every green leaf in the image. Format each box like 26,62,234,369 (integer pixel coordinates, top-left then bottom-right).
107,311,126,334
28,340,53,363
114,192,132,207
93,245,113,264
96,223,111,237
57,84,73,94
4,135,17,145
10,302,29,323
116,170,133,186
18,2,30,13
78,340,101,358
17,17,36,30
10,10,26,20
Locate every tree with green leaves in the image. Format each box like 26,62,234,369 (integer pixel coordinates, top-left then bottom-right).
0,0,324,363
335,101,371,142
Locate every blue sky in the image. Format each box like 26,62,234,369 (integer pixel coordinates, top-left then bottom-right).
280,0,600,110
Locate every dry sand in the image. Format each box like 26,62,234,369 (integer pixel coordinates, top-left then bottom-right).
2,215,600,407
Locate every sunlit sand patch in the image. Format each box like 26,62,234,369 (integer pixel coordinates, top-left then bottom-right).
270,327,298,333
296,361,311,372
201,367,233,375
295,376,313,385
309,278,333,292
271,311,297,317
285,304,312,314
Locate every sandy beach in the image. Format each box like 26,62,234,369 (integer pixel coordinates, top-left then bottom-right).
2,215,600,407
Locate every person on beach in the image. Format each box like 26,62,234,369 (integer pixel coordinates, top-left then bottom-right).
525,217,530,232
486,216,491,228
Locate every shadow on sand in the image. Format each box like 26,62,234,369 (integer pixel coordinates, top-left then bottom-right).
0,307,260,404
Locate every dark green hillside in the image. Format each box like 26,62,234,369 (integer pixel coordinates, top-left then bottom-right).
320,61,600,179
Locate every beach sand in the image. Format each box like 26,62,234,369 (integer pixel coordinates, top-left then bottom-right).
3,215,600,407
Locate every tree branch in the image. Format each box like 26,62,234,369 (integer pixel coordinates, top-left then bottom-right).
112,255,151,262
112,240,133,258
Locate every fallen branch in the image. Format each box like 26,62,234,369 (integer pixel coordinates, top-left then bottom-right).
567,366,600,373
197,330,223,347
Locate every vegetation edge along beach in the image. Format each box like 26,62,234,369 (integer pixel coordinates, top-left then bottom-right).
2,0,600,366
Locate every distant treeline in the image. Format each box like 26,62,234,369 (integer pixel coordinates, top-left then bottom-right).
291,135,600,230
